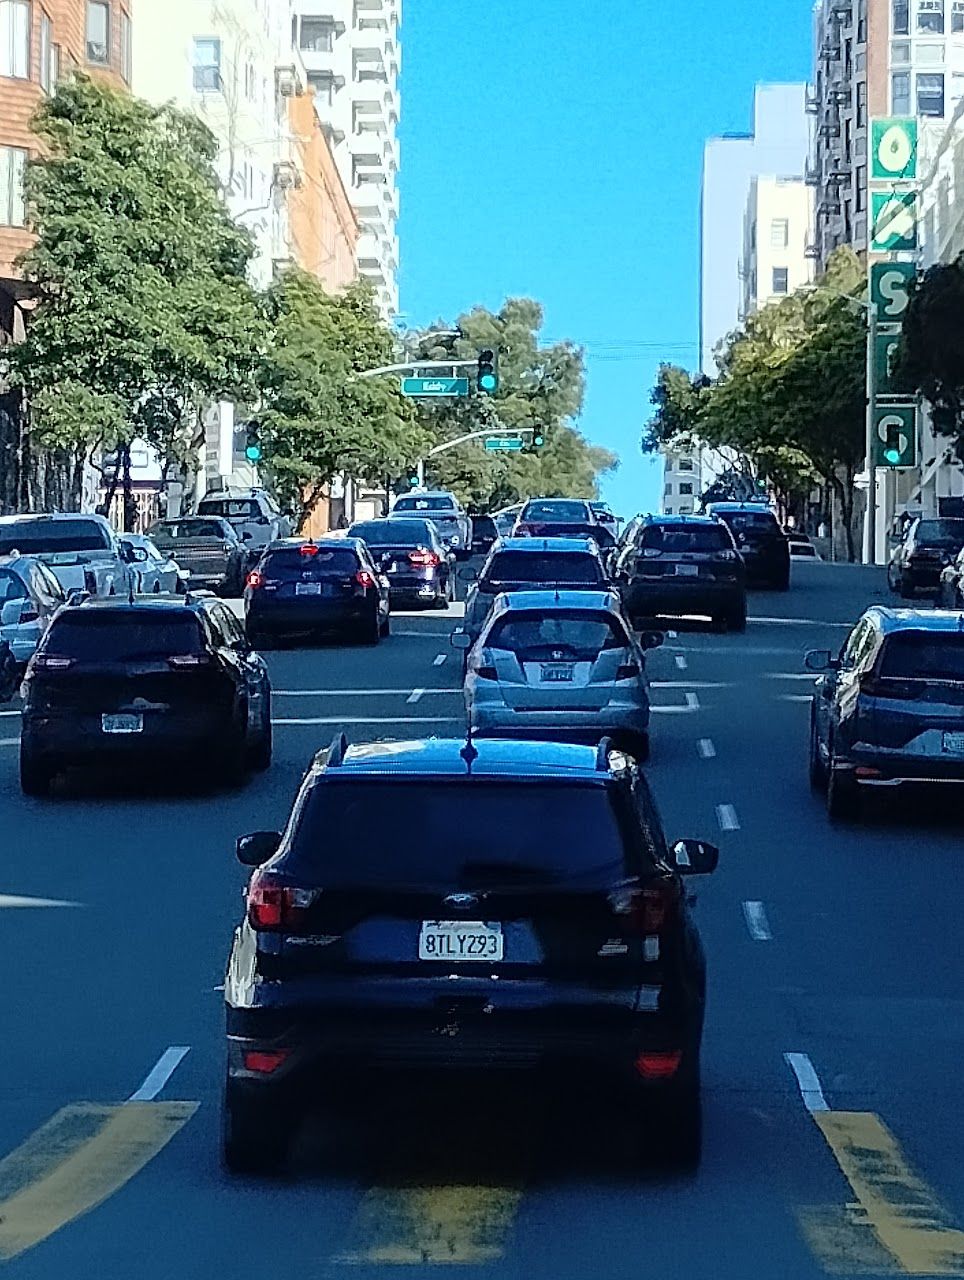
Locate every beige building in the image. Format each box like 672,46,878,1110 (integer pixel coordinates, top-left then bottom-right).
740,175,814,318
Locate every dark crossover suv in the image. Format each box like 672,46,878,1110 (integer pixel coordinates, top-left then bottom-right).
223,736,718,1173
705,503,790,590
244,538,390,646
20,594,271,795
808,607,964,819
348,517,455,609
888,517,964,598
613,515,746,631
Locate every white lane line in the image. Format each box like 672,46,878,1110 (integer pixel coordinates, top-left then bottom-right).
650,704,699,715
407,688,425,705
778,694,813,703
750,616,851,628
274,716,464,727
743,901,773,941
434,654,448,667
697,738,716,759
0,709,20,717
675,654,688,671
784,1051,830,1114
685,692,700,710
0,893,81,909
128,1045,191,1103
716,803,740,831
0,737,20,747
763,672,821,681
650,681,729,690
274,688,458,698
667,630,678,638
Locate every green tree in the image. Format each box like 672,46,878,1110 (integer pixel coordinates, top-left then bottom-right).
895,257,964,455
8,75,261,519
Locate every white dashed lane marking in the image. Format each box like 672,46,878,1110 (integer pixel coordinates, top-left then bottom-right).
784,1052,830,1113
697,738,716,759
742,901,773,941
716,803,740,831
685,692,700,710
434,654,448,667
675,654,688,671
406,689,425,704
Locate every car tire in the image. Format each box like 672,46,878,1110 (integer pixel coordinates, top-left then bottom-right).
727,602,747,632
20,746,52,798
358,612,381,646
248,698,272,772
899,574,916,600
222,1078,292,1176
826,762,858,821
809,715,828,793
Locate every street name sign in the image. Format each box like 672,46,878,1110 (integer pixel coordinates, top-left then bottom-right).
401,377,470,397
484,436,524,452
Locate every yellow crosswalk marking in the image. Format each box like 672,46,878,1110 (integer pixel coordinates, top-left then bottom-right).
0,1101,197,1261
335,1184,522,1265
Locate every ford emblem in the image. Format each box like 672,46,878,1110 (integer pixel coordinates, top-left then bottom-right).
443,893,479,911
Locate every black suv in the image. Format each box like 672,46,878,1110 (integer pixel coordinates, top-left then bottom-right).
705,503,790,590
20,594,271,796
889,517,964,598
223,736,718,1173
613,515,746,631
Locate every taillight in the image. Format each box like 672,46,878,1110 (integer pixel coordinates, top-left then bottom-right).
247,870,318,931
611,880,679,935
168,653,210,668
615,663,639,680
246,570,264,589
356,570,376,589
299,543,319,558
243,1049,290,1074
409,549,441,567
33,655,74,671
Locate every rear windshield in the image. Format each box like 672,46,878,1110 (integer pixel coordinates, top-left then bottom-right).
715,511,781,537
0,519,110,555
198,499,259,520
879,632,964,682
916,520,964,547
521,500,589,523
150,520,226,540
0,568,28,602
483,551,601,586
638,524,732,552
262,547,358,576
289,781,637,886
487,610,626,658
472,516,498,534
43,612,203,661
393,496,455,513
350,521,433,546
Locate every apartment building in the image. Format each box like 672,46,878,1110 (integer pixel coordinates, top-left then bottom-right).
661,448,702,516
740,175,814,319
292,0,400,318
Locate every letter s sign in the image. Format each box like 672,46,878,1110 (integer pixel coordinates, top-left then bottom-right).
870,261,915,322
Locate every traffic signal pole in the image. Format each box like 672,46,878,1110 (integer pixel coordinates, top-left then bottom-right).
862,301,878,566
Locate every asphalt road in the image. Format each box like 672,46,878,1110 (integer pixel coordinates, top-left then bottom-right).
1,559,963,1279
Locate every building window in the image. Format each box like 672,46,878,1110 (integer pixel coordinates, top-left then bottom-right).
120,8,131,82
858,0,868,39
86,0,109,63
772,267,789,294
678,458,694,472
192,37,221,91
308,70,335,105
679,482,694,497
954,0,964,30
39,10,51,91
664,483,673,497
0,145,27,226
664,506,674,515
919,0,945,31
856,80,867,127
0,0,31,79
299,17,335,51
952,70,964,104
894,0,910,32
917,41,945,60
891,39,911,61
855,164,867,211
892,70,911,112
918,71,945,114
770,218,789,247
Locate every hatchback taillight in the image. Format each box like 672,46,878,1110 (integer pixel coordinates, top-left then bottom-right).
611,880,679,936
356,570,376,589
247,871,318,931
246,570,264,589
409,549,441,567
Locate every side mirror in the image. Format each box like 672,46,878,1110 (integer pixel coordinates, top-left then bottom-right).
639,630,664,651
236,831,281,867
671,839,719,876
450,630,472,651
804,648,836,672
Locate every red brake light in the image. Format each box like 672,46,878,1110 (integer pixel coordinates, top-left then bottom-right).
246,570,264,589
612,881,679,935
355,569,376,588
243,1049,290,1075
299,543,319,557
634,1050,682,1080
409,549,441,567
247,871,318,931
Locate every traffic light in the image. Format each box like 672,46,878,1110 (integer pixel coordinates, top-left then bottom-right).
407,469,420,488
532,431,545,448
477,348,499,395
244,428,262,464
883,422,902,466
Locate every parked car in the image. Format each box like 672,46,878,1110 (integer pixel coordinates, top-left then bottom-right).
888,517,964,598
0,639,15,702
807,607,964,819
197,490,293,558
456,589,661,760
937,545,964,608
244,538,390,646
513,498,614,549
0,554,67,668
147,517,247,597
224,735,718,1172
388,491,473,558
0,513,136,598
612,515,746,632
19,593,271,796
348,517,455,609
785,529,820,560
705,503,790,590
469,512,499,556
121,533,187,594
461,536,611,649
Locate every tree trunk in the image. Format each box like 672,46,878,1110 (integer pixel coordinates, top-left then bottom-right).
121,444,133,531
831,470,857,562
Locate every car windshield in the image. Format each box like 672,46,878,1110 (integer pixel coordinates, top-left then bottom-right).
198,499,260,520
521,500,590,523
393,496,455,513
350,521,434,546
879,632,964,682
484,551,600,585
0,520,110,555
43,612,204,661
150,520,227,540
0,569,28,602
639,524,731,552
915,520,964,547
289,781,637,887
486,610,626,660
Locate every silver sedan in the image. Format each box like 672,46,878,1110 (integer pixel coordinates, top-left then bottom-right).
122,534,187,594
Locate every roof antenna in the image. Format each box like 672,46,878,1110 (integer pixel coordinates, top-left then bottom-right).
460,721,478,772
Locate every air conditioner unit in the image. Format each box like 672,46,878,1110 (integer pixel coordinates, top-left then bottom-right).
273,159,303,191
276,65,304,98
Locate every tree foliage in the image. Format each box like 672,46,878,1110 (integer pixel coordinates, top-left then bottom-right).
896,257,964,453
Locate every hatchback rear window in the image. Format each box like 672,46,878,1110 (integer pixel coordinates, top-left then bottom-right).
717,512,781,536
487,610,626,658
350,521,434,546
521,500,590,523
916,520,964,546
198,500,259,520
263,547,359,576
290,781,638,886
43,612,204,661
0,569,29,603
484,551,601,585
879,632,964,682
393,496,455,513
638,525,732,552
151,520,226,540
0,520,110,555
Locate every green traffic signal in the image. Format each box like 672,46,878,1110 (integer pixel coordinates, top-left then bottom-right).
477,348,499,395
533,432,545,448
883,445,902,465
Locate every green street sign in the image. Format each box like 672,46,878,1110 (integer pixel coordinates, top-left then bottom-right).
870,261,916,322
872,404,917,468
484,436,524,452
401,377,470,397
870,190,918,252
874,332,901,395
871,118,918,181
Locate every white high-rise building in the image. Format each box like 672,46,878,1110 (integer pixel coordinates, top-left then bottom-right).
740,175,814,320
292,0,401,318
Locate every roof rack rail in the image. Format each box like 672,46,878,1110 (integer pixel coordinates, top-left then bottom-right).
595,736,614,770
327,732,348,766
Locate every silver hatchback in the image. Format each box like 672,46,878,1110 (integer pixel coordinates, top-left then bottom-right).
456,590,661,761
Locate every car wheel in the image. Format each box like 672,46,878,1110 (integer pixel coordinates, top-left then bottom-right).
826,760,858,821
809,714,828,793
248,696,272,772
359,611,381,646
727,602,747,632
222,1077,292,1175
20,746,52,798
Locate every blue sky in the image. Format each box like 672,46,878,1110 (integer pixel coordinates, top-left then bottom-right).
398,0,812,517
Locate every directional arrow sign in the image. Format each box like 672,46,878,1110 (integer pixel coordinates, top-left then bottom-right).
484,436,524,452
871,190,918,252
870,261,916,323
874,331,902,395
401,377,470,398
871,117,918,181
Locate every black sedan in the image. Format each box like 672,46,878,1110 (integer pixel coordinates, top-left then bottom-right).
889,517,964,598
348,518,454,609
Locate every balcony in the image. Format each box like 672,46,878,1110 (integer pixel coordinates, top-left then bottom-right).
804,241,822,260
805,85,821,114
818,197,842,217
818,121,841,139
805,160,822,186
820,39,841,60
828,87,852,106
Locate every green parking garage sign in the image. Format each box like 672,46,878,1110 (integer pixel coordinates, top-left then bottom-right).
870,261,916,323
872,404,918,468
871,118,918,181
870,190,918,252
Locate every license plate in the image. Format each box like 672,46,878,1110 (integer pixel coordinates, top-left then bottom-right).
541,663,574,682
295,582,323,596
102,713,143,734
943,731,964,753
418,921,503,962
675,563,699,576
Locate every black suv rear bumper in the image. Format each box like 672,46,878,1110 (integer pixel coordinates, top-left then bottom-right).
623,580,743,622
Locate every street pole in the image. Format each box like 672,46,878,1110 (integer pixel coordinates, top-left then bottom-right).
416,458,425,488
862,301,878,565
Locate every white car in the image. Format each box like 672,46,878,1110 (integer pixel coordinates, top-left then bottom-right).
0,553,67,666
0,513,136,598
197,490,292,558
122,533,188,593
